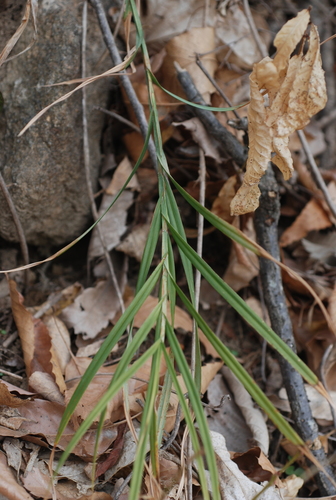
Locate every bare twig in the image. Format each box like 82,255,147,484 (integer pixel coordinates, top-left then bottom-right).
255,164,336,496
297,129,336,221
195,54,240,120
162,403,182,451
0,173,29,284
0,368,23,380
82,1,125,314
89,0,158,171
242,0,268,59
175,63,247,166
320,344,336,429
93,106,141,133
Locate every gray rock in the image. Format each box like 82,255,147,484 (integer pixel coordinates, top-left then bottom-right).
0,0,111,245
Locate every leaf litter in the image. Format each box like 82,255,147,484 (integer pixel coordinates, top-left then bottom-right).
1,1,336,499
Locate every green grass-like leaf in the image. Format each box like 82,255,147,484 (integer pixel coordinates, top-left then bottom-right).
167,220,319,387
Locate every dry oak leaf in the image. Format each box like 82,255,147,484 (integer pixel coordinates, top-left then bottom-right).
230,10,327,216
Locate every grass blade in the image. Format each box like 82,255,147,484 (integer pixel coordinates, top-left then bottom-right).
167,221,319,387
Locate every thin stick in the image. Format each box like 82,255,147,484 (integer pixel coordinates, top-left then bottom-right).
297,129,336,221
320,344,336,429
89,0,158,171
93,106,141,133
82,2,125,314
0,173,29,284
0,368,23,380
255,165,336,496
242,0,268,59
195,54,240,120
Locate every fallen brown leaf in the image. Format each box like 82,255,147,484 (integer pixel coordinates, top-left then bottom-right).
0,450,34,500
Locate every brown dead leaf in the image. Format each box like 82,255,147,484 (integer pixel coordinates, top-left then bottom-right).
223,219,259,291
42,315,71,374
211,176,237,224
9,280,65,398
0,451,34,500
123,130,149,163
280,199,332,247
231,11,327,215
128,295,220,358
161,27,217,102
65,354,167,427
0,397,117,458
106,156,140,196
0,382,28,408
95,423,127,478
232,447,281,486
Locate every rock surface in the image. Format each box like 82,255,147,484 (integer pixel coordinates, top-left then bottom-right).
0,0,111,245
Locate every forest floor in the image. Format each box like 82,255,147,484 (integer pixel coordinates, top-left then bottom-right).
1,0,336,499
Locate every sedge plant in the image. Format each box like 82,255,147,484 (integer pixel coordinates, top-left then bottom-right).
46,1,332,498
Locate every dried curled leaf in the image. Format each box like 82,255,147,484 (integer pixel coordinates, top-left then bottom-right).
231,10,327,216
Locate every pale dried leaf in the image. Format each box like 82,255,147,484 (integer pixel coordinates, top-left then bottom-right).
2,438,22,474
141,0,216,52
0,451,33,500
271,136,293,180
207,432,282,499
61,276,126,340
273,9,310,78
216,3,268,70
205,374,253,453
174,117,221,161
89,190,134,259
279,385,336,422
106,156,140,196
28,372,64,404
116,224,151,261
223,367,269,454
274,25,327,137
230,70,272,216
162,27,217,101
266,56,301,125
281,475,304,500
42,315,71,374
302,231,336,262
